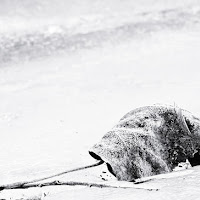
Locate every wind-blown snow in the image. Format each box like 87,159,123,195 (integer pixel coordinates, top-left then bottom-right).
0,0,200,63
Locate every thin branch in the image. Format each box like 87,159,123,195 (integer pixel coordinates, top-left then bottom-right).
23,180,121,188
0,160,104,191
10,180,159,191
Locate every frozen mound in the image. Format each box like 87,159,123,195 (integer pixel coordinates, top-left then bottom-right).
89,105,200,181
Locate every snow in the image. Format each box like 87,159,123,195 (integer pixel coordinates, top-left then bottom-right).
1,0,200,199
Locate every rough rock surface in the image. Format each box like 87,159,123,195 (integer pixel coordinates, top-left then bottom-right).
90,105,200,181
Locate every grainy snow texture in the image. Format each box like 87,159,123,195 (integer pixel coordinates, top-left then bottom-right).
1,0,200,199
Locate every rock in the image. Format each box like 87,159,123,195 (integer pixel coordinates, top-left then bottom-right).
89,105,200,181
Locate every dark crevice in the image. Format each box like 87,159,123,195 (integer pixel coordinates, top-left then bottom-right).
89,151,102,161
188,151,200,167
89,151,117,178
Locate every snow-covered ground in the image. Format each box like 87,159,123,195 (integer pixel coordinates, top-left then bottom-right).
1,0,200,199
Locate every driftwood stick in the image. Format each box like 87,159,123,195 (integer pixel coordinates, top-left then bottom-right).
23,180,120,189
0,160,104,191
6,180,158,191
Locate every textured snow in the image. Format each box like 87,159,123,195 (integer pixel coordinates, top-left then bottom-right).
1,0,200,199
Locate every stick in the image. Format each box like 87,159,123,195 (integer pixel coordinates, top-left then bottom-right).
19,180,123,189
0,160,104,191
4,180,159,191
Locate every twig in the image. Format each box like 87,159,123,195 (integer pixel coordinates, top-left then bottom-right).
7,180,159,191
0,160,104,191
22,180,121,189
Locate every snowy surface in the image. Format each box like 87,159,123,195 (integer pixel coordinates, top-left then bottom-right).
0,0,200,199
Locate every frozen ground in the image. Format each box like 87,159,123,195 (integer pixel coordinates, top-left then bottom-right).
1,0,200,199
